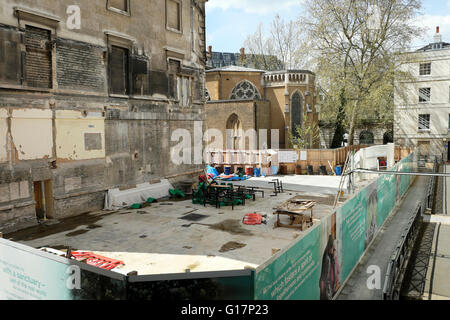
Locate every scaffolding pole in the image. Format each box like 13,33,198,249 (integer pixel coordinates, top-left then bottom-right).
347,169,450,177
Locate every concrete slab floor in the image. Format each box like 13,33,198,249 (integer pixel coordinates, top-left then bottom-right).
5,189,340,276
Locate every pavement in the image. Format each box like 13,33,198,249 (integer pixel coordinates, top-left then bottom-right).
421,165,450,300
445,165,449,215
337,175,429,300
423,222,450,300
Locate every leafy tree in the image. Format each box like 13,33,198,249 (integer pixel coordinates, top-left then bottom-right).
289,122,321,150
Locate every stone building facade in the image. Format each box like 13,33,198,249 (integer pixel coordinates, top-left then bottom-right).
205,65,319,150
395,27,450,161
319,120,393,149
0,0,207,232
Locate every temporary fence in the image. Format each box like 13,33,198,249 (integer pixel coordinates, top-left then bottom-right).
0,151,418,301
206,145,413,176
253,151,417,300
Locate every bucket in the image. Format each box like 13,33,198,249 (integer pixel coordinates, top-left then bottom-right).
254,168,261,177
245,167,254,176
335,166,342,176
224,166,232,175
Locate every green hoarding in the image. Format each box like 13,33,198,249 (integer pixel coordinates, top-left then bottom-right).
254,226,321,300
254,152,417,300
0,239,73,300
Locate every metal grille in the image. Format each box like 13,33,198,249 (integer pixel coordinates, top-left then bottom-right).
418,114,430,130
419,88,431,103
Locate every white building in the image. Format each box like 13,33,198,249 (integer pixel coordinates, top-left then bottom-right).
395,27,450,161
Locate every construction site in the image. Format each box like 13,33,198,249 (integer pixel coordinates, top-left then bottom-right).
1,143,427,300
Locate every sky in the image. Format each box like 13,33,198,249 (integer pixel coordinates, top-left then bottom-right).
206,0,450,53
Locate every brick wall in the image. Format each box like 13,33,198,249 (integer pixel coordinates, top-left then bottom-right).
56,39,106,91
24,26,52,88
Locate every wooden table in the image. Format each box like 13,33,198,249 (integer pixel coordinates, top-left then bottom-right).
273,200,316,231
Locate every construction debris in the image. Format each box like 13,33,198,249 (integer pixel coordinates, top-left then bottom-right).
273,199,316,231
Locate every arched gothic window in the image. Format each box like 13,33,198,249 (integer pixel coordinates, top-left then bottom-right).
291,91,303,137
229,80,261,100
226,113,241,149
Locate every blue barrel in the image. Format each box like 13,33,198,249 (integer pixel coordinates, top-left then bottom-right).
254,168,261,177
271,165,278,175
224,166,232,175
335,166,342,176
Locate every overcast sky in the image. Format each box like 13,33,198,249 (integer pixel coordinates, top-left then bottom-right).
206,0,450,53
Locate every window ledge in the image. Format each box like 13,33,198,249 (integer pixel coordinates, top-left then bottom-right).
0,83,52,93
166,27,183,34
109,94,130,99
107,7,131,16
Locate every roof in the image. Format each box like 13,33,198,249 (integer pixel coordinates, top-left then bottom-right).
206,51,284,71
206,65,266,73
416,42,450,52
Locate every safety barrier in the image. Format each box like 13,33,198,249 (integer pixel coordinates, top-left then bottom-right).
382,155,440,300
382,203,422,300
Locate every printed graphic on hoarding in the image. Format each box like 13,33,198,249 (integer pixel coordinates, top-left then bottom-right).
377,173,396,227
254,226,321,300
0,239,72,300
319,212,340,300
339,188,366,281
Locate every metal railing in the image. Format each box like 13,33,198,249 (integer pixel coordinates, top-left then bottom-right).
382,203,422,300
382,155,441,300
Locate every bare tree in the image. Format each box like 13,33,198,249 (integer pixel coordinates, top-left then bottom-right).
243,15,306,70
301,0,423,145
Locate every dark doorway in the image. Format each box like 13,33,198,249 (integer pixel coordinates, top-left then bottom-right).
33,180,54,220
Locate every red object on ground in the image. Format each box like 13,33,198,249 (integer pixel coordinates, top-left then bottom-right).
71,251,125,271
199,173,214,183
243,213,266,225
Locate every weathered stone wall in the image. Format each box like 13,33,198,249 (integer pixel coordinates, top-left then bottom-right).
0,0,207,232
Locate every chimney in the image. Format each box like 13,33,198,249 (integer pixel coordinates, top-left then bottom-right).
208,45,212,56
239,47,246,64
434,26,442,43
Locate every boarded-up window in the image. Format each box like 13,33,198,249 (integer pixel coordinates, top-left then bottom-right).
108,0,129,12
109,45,129,95
25,26,52,88
177,75,191,107
84,133,102,151
167,0,181,31
132,56,149,96
167,59,191,106
0,30,22,84
168,59,180,98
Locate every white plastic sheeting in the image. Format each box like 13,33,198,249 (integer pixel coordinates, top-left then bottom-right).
352,143,395,182
104,179,173,210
